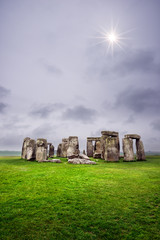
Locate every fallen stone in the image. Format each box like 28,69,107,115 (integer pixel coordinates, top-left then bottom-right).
68,158,97,164
79,153,90,160
42,159,62,163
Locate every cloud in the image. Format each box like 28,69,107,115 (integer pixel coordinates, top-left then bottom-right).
62,105,97,123
0,102,7,113
45,63,63,75
114,87,160,114
0,86,10,98
86,47,160,80
30,103,65,118
151,120,160,131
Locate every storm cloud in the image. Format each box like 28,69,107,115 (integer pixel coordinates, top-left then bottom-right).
30,103,65,118
63,105,97,123
114,87,160,114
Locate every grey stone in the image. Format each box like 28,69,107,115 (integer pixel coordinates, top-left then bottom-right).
26,139,36,161
36,138,48,162
49,159,62,163
67,136,79,158
93,140,101,159
49,144,54,158
125,134,141,140
57,143,62,157
61,138,69,157
87,140,94,157
68,158,96,164
79,153,90,160
104,137,119,162
83,150,86,155
123,138,134,161
21,137,30,159
136,139,146,161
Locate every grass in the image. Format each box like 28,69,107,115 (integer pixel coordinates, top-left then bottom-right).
0,156,160,240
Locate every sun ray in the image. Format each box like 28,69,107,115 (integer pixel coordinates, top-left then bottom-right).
93,24,133,55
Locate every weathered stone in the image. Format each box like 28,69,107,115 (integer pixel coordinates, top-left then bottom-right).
87,140,94,157
93,140,101,159
36,138,48,162
61,138,69,157
87,137,101,141
124,134,141,140
21,137,30,159
68,158,96,164
136,139,146,161
123,138,134,161
49,159,62,163
56,143,62,157
83,150,86,155
67,136,79,158
101,131,118,137
104,137,119,162
79,153,90,160
26,139,36,161
49,144,54,158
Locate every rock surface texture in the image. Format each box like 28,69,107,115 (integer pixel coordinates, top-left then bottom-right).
68,158,96,164
123,138,134,161
101,131,119,162
136,139,146,161
49,144,54,158
61,138,69,157
21,137,30,159
36,138,48,162
26,139,36,161
57,143,62,157
67,136,79,158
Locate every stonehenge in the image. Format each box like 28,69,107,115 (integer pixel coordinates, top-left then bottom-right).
123,134,146,161
21,137,55,162
21,130,146,163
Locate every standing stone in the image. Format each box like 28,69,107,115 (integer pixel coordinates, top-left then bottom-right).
67,136,79,158
21,137,30,159
36,138,48,162
26,139,36,161
104,137,119,161
87,140,94,157
83,150,86,155
49,144,54,158
123,138,134,161
61,138,69,157
93,140,101,158
101,131,119,160
57,143,62,157
136,139,146,161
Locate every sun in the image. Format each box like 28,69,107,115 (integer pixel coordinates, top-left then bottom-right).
93,24,131,55
107,32,118,43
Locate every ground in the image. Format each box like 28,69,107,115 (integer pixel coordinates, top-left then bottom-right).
0,156,160,240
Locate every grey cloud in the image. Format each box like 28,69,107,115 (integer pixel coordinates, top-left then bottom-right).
30,103,65,118
114,87,160,114
87,47,160,80
62,105,97,123
0,102,7,113
151,120,160,131
45,63,63,75
0,85,10,98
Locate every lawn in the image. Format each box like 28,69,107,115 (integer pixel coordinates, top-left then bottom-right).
0,156,160,240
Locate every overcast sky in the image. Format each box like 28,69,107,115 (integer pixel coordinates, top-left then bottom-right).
0,0,160,151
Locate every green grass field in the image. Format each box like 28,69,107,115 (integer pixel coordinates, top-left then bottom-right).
0,156,160,240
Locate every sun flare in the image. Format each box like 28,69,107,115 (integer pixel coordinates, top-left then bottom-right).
94,24,131,55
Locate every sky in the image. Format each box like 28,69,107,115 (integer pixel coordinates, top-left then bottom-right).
0,0,160,151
